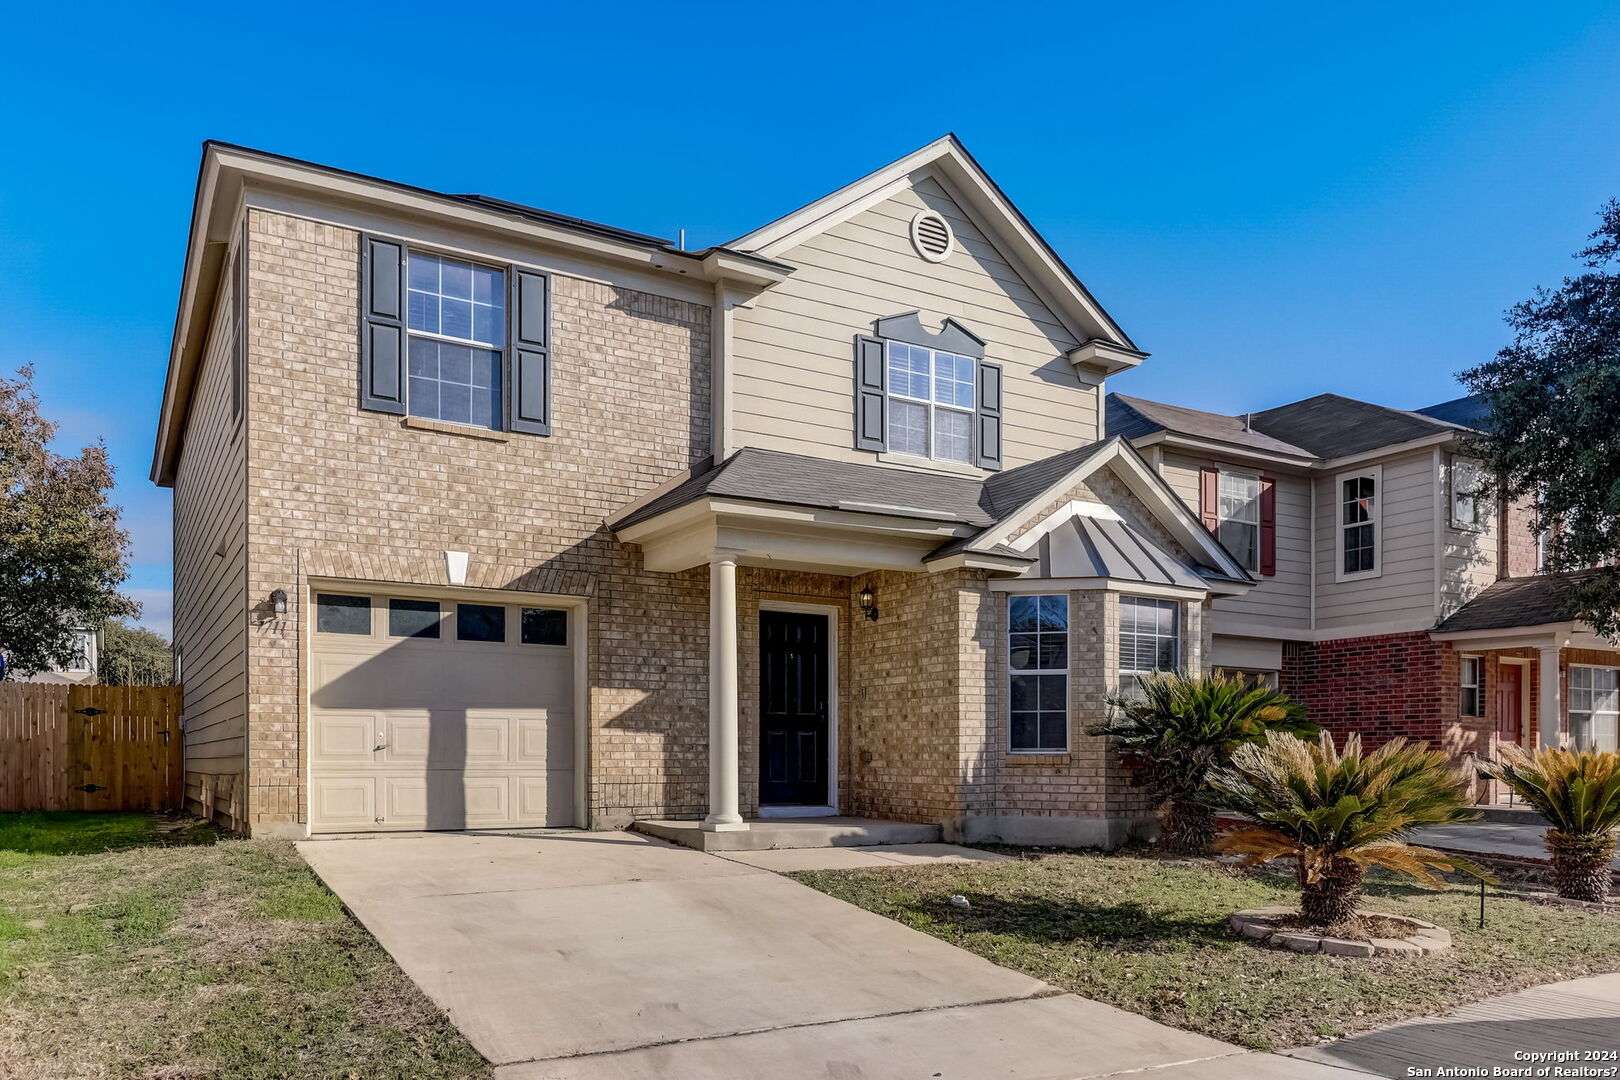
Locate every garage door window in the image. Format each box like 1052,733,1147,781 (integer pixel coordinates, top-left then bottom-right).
457,604,506,642
388,598,441,639
316,594,371,635
521,608,567,646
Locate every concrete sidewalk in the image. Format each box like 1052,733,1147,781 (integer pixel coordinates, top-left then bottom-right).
1414,820,1620,869
298,830,1364,1079
1292,973,1620,1077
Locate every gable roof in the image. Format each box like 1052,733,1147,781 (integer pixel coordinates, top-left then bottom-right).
1106,394,1316,459
728,134,1145,367
1417,394,1491,428
1433,570,1603,633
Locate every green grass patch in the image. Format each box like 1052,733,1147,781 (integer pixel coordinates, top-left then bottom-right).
0,813,488,1078
792,848,1620,1051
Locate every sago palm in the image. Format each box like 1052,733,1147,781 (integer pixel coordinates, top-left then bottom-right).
1479,745,1620,902
1207,731,1489,927
1090,672,1314,853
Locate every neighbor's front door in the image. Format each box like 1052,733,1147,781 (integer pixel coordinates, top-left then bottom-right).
1496,662,1523,743
759,610,829,807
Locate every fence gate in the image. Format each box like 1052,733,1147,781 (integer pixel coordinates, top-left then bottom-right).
0,684,183,812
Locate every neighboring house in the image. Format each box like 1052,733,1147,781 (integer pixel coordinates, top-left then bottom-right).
153,136,1258,842
5,628,100,685
1107,391,1617,798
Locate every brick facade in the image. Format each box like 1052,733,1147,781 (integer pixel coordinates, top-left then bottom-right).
1280,631,1459,750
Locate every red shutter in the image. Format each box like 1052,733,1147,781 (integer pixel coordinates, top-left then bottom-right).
1199,468,1220,534
1259,476,1277,576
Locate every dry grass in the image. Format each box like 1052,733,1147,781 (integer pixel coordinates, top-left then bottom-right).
792,846,1620,1051
0,813,488,1079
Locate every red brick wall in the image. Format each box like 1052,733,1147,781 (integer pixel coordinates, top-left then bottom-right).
1501,497,1540,579
1280,632,1459,750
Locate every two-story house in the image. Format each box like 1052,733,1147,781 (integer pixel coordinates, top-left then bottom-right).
1107,391,1618,799
154,136,1262,843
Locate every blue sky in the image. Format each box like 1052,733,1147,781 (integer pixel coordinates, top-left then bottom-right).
5,2,1619,636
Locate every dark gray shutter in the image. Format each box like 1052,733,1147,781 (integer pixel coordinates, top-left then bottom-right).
854,335,887,452
359,235,406,414
508,269,551,435
975,361,1004,471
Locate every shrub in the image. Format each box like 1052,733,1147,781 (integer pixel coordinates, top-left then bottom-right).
1090,672,1314,853
1208,731,1489,927
1480,745,1620,902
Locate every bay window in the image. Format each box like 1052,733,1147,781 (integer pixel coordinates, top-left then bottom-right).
1008,594,1068,752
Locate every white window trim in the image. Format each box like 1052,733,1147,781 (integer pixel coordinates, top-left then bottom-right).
404,249,507,431
1216,468,1263,574
1118,595,1181,689
1334,464,1383,583
885,341,976,466
65,631,93,673
1007,593,1069,754
1459,654,1485,718
1567,663,1620,752
1449,456,1486,533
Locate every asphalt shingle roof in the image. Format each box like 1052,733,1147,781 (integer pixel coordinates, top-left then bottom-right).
1106,394,1315,458
1247,393,1469,460
1434,570,1605,632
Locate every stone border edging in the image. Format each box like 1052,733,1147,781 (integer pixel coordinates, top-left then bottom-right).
1228,905,1452,958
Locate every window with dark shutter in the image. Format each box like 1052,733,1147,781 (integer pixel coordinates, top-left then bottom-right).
359,235,407,415
508,269,551,435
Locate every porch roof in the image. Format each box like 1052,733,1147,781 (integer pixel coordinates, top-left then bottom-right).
1434,570,1605,633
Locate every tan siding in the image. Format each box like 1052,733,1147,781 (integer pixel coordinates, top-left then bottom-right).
732,176,1097,470
172,232,249,815
1441,455,1499,618
1158,452,1313,632
1315,449,1437,630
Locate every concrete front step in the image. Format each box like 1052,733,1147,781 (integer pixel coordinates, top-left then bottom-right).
633,816,943,852
1477,804,1549,825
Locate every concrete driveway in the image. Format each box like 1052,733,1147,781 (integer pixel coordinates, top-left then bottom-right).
298,830,1366,1079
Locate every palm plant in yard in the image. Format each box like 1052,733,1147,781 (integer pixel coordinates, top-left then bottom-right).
1207,731,1489,927
1090,672,1315,853
1479,745,1620,902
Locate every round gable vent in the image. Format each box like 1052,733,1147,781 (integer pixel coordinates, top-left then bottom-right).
909,210,955,263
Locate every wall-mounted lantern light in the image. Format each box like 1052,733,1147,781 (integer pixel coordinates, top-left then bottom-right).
270,588,288,615
858,585,879,622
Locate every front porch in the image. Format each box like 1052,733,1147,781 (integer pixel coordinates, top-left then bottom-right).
634,815,943,852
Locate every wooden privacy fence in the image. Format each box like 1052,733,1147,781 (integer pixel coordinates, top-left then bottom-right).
0,684,183,812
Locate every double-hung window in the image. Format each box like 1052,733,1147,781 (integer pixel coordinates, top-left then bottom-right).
406,253,505,431
1450,457,1484,530
1217,472,1262,572
1569,666,1620,752
1119,597,1179,693
1008,594,1068,751
887,342,975,464
1338,467,1380,579
1460,656,1485,718
66,632,92,673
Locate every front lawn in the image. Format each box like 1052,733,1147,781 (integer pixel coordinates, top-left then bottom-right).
0,811,488,1079
792,849,1620,1051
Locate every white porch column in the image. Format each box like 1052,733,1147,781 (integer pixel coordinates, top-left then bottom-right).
703,550,747,831
1538,643,1563,748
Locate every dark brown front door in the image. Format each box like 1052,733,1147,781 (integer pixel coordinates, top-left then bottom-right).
759,610,829,807
1497,662,1523,742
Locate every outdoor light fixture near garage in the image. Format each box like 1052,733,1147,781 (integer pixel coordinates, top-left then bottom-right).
269,588,288,615
858,585,879,622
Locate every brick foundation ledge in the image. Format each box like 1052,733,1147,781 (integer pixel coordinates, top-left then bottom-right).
959,813,1158,850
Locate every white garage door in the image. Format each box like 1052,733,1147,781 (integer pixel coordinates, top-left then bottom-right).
308,590,576,833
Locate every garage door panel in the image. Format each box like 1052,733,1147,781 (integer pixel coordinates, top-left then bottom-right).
517,712,573,765
313,777,377,828
314,712,382,764
310,591,577,834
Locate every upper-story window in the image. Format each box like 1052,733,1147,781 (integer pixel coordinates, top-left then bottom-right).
360,235,552,436
1218,472,1261,572
66,632,92,673
1337,466,1381,580
406,253,505,431
1450,457,1485,531
887,342,975,463
852,315,1003,471
1199,468,1274,576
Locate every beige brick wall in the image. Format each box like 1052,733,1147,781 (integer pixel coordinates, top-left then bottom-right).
238,208,716,834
